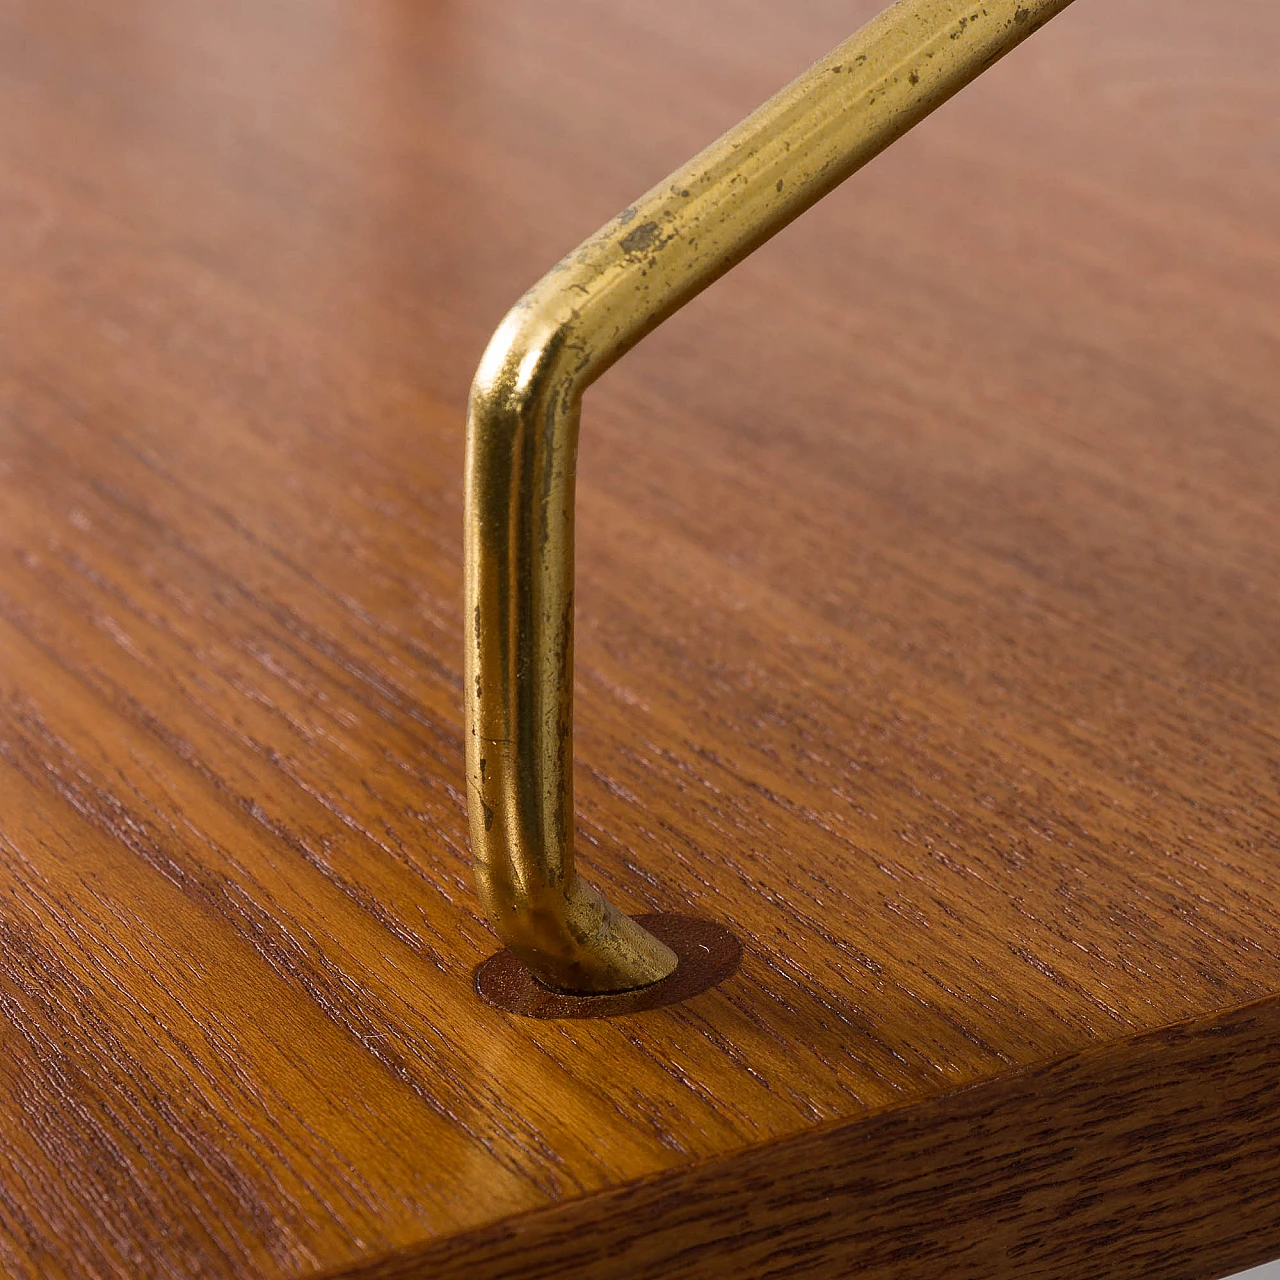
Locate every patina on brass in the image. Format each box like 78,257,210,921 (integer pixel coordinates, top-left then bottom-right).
465,0,1076,993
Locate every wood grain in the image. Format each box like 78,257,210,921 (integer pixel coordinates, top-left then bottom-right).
353,994,1280,1280
0,0,1277,1277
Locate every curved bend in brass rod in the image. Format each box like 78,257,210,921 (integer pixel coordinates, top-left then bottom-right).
465,0,1075,993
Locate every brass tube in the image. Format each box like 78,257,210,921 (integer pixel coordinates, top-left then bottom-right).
464,0,1076,993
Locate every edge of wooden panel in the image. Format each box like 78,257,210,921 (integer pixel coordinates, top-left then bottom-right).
321,993,1280,1280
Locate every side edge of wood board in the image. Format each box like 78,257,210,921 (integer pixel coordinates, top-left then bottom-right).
349,996,1280,1280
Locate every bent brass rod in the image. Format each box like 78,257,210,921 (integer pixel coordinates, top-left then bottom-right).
465,0,1075,993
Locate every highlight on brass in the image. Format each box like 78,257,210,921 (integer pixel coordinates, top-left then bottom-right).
464,0,1076,994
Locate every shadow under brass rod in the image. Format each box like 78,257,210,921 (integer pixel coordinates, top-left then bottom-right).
464,0,1075,994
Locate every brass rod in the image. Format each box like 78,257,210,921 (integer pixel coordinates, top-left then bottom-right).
464,0,1076,993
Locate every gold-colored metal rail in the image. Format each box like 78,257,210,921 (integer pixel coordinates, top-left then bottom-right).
465,0,1076,993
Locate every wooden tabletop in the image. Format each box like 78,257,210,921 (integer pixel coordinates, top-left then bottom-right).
1,1,1278,1277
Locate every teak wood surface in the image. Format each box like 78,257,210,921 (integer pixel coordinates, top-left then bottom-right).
0,1,1277,1278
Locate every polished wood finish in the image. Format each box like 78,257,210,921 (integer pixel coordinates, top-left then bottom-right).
0,1,1276,1277
359,998,1280,1280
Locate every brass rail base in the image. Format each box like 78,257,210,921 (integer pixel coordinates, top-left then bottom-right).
475,916,742,1018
